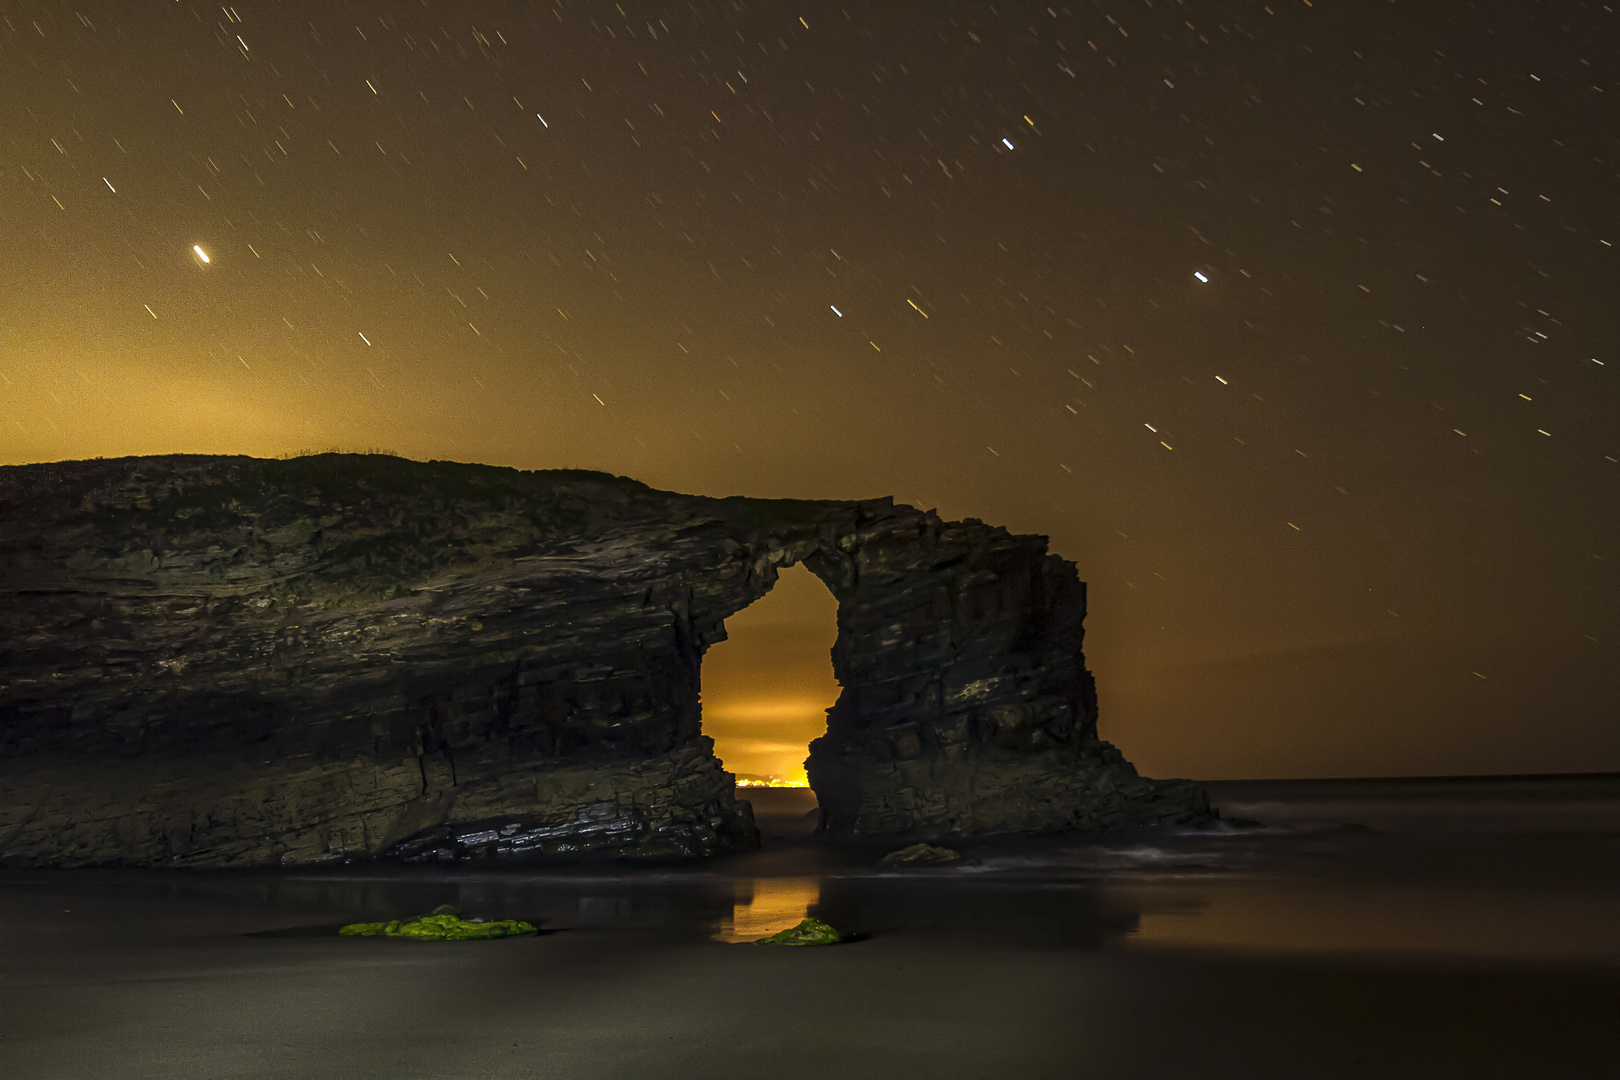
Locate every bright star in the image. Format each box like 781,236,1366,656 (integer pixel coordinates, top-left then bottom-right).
193,245,210,263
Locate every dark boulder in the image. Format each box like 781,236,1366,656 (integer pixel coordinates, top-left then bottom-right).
879,843,974,867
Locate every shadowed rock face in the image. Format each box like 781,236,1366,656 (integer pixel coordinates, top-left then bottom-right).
0,454,1207,867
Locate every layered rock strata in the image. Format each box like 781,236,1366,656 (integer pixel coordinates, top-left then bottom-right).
0,454,1206,867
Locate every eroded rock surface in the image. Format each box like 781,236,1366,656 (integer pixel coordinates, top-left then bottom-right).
0,454,1206,867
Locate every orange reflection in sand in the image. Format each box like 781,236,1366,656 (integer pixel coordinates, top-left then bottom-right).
714,877,821,943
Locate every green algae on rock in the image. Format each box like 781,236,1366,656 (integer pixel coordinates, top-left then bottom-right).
339,908,537,940
756,917,845,946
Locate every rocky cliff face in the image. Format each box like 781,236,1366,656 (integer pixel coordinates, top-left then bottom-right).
0,454,1206,867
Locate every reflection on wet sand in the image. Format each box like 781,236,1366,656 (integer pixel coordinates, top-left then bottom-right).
5,777,1619,965
812,876,1142,948
13,848,1620,964
1115,879,1620,962
715,876,821,942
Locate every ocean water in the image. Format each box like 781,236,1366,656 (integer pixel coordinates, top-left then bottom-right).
6,775,1617,965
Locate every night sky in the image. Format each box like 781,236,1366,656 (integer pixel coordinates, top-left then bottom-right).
3,1,1617,781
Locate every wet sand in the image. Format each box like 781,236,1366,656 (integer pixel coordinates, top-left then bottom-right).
4,781,1619,1078
4,880,1618,1080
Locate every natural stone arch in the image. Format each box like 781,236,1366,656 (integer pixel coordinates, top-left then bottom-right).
0,455,1206,867
708,518,1202,843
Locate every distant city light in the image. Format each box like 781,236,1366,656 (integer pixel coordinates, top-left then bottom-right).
192,245,209,263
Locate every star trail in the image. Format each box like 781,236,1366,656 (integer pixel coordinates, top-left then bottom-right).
2,0,1616,778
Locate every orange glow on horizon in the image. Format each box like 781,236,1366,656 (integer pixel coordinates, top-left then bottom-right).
702,565,840,787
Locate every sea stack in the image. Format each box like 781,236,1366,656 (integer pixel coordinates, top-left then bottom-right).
0,454,1207,866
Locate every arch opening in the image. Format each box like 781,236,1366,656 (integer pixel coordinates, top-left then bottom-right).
700,563,840,835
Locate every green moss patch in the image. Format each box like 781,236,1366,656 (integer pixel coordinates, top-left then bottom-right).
339,906,537,941
756,917,845,946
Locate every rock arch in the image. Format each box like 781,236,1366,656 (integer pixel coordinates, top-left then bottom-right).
0,455,1207,867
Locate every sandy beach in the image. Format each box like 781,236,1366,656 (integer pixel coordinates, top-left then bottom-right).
4,877,1618,1079
4,782,1620,1078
